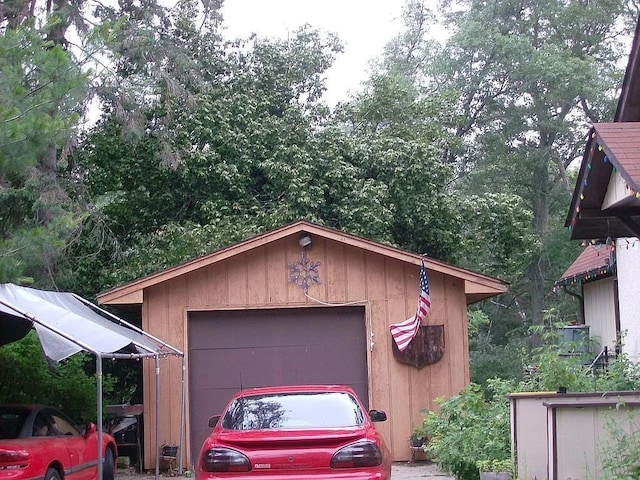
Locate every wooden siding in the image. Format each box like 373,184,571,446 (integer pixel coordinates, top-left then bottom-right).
98,220,507,305
615,241,640,362
138,234,471,467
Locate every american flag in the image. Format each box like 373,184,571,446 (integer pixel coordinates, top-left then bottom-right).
389,260,431,351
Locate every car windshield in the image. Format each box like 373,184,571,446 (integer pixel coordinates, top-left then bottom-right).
0,407,29,440
221,391,365,430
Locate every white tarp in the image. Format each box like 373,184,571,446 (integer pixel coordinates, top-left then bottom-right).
0,283,172,361
0,282,185,478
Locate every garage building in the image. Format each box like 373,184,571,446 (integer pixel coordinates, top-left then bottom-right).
97,220,507,468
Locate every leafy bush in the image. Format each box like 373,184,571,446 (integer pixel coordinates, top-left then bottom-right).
417,380,513,480
476,459,514,473
601,408,640,479
0,332,114,422
520,327,640,394
422,324,640,480
593,352,640,392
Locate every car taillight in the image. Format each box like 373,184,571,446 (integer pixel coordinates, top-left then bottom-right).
201,447,251,472
331,441,382,468
0,449,30,469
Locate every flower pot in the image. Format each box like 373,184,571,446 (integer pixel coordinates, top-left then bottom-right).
411,437,424,447
162,445,178,457
480,472,512,480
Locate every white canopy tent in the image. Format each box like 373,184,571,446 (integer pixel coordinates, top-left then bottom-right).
0,283,185,479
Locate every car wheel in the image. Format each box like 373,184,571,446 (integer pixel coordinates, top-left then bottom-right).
103,448,115,480
45,468,61,480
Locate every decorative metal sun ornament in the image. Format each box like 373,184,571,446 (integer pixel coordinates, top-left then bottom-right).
288,251,321,293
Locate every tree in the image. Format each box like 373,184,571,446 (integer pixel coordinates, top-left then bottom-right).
377,0,636,346
1,0,226,289
336,71,463,261
0,21,88,286
433,0,635,330
0,332,112,421
63,18,353,290
65,2,465,293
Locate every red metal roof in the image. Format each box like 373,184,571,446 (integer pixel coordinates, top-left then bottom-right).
566,122,640,240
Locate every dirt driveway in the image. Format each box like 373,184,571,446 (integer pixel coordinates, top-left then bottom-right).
116,461,455,480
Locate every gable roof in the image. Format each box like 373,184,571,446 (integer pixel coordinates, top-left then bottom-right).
565,122,640,240
561,16,640,284
555,244,615,287
97,220,508,307
565,16,640,241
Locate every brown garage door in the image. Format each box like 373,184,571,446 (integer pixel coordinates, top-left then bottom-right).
187,306,368,460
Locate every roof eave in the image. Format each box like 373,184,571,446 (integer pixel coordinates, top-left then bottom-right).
615,14,640,122
555,267,616,287
97,221,508,306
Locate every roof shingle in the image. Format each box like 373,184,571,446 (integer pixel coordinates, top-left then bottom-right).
557,244,615,286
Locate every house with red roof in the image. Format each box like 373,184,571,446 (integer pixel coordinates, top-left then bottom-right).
559,17,640,361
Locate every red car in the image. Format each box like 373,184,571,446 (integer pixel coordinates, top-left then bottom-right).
0,405,117,480
195,385,391,479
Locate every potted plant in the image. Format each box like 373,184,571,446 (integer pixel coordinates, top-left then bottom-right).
410,432,426,447
477,459,514,480
408,427,429,462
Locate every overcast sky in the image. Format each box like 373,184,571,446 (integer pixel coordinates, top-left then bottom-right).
220,0,410,105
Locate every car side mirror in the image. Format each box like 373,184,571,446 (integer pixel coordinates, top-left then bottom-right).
84,422,97,438
208,415,221,428
369,409,387,422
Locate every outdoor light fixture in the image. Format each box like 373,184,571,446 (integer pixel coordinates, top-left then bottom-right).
298,233,312,248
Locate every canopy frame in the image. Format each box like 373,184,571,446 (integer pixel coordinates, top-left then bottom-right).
0,289,185,479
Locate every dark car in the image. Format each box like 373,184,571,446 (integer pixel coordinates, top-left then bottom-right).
195,384,391,479
0,404,117,480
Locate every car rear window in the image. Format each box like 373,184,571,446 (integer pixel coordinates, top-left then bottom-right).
221,391,365,430
0,408,29,439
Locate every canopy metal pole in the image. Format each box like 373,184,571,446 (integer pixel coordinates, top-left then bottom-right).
72,294,187,472
97,357,104,480
179,357,186,474
0,290,186,479
0,298,106,478
155,356,161,480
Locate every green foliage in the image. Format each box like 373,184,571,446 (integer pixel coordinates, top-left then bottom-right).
520,324,587,392
0,19,91,288
429,325,640,480
66,9,463,290
468,309,528,388
419,380,513,480
595,352,640,392
470,343,526,389
0,332,114,422
0,23,86,173
601,409,640,480
458,193,538,283
379,0,636,341
476,459,514,473
339,71,463,261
